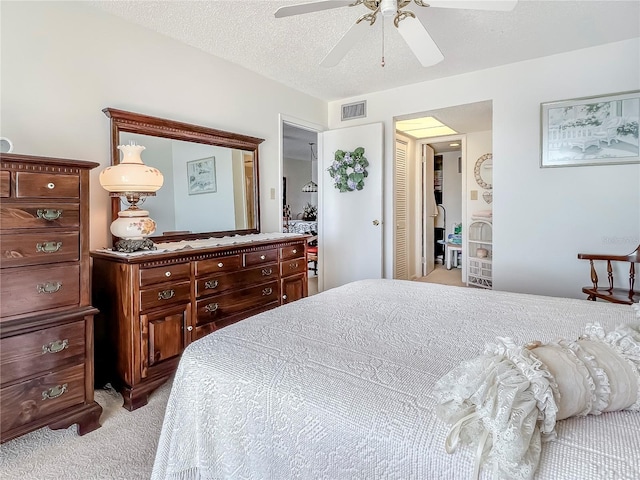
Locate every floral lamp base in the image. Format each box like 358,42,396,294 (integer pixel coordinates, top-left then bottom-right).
110,209,157,253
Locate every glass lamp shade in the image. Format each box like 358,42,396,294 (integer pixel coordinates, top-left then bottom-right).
110,209,157,240
301,181,318,193
99,144,164,193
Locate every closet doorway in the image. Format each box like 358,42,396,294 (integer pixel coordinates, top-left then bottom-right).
393,100,492,287
425,138,464,286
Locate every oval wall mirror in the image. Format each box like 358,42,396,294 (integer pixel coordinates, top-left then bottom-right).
474,153,492,190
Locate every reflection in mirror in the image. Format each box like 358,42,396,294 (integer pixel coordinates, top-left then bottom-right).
474,153,493,190
119,133,255,236
104,108,264,243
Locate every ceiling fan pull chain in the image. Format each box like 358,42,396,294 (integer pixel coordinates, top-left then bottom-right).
381,16,385,67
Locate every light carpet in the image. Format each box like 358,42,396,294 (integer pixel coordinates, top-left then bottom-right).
0,380,172,479
415,264,466,287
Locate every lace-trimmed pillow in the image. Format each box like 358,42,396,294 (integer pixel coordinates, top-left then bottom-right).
432,322,640,480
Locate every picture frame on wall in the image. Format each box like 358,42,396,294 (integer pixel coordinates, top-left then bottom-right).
187,157,216,195
540,90,639,168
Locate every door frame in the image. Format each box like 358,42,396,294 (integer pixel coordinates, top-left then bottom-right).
417,134,467,280
414,134,468,283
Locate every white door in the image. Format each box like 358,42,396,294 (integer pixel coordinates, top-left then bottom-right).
422,144,435,277
319,123,384,291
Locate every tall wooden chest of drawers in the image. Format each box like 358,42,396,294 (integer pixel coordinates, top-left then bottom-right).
0,153,102,443
91,236,308,411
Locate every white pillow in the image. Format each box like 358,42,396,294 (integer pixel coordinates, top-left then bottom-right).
433,323,640,480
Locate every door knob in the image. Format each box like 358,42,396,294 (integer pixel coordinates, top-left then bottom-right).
373,219,380,226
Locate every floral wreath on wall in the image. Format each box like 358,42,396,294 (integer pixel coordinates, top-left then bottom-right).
328,147,369,192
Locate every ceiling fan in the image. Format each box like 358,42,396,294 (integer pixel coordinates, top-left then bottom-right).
275,0,518,67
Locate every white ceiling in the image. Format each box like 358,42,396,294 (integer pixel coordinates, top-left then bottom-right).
87,1,638,159
90,0,640,102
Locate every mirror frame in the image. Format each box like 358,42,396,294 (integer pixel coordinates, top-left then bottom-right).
103,108,264,244
473,153,493,190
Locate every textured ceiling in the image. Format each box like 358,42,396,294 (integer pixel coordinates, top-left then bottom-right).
89,0,640,102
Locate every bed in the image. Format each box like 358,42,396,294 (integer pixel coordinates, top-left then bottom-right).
151,279,640,480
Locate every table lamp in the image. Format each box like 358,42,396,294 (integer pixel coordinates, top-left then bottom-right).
99,142,164,252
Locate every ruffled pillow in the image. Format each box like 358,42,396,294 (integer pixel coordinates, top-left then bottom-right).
432,323,640,480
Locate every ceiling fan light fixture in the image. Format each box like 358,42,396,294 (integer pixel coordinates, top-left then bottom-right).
380,0,397,16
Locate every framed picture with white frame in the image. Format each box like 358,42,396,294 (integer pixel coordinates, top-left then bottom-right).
187,157,216,195
540,90,639,168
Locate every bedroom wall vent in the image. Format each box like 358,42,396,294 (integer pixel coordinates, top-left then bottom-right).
341,101,367,121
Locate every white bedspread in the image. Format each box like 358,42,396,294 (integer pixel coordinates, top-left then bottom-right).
152,279,640,480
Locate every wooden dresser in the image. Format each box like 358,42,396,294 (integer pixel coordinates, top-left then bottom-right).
0,153,102,443
91,236,308,411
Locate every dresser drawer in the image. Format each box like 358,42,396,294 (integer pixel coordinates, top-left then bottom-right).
0,203,80,230
280,256,307,277
195,301,278,339
196,281,279,327
0,232,79,267
139,262,190,287
15,172,79,199
1,320,86,386
196,263,278,298
0,264,80,318
280,243,305,260
0,171,9,197
0,363,85,434
194,254,241,276
140,280,191,312
243,248,277,267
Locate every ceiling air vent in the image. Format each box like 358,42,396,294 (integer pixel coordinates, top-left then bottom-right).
341,101,366,121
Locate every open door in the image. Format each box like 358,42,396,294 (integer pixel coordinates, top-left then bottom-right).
422,143,436,277
319,123,384,291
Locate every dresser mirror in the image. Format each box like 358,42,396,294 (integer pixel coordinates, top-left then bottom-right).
104,108,264,243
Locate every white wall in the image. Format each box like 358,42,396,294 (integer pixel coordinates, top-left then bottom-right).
328,38,640,298
0,1,326,249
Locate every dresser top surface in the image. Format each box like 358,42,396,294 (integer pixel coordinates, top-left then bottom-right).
91,232,309,264
1,152,99,170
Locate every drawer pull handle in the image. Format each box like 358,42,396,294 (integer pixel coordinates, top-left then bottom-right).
292,249,297,254
262,287,273,296
37,209,62,221
282,294,288,300
36,241,63,253
217,262,224,268
158,289,175,300
205,303,219,313
289,262,299,269
187,325,193,332
165,271,171,277
261,268,272,276
42,339,69,354
37,281,62,294
47,182,55,189
205,279,219,290
260,254,266,260
42,383,67,400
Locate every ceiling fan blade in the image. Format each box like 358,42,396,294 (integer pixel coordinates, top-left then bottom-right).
424,0,518,11
275,0,353,18
320,20,369,67
397,16,444,67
